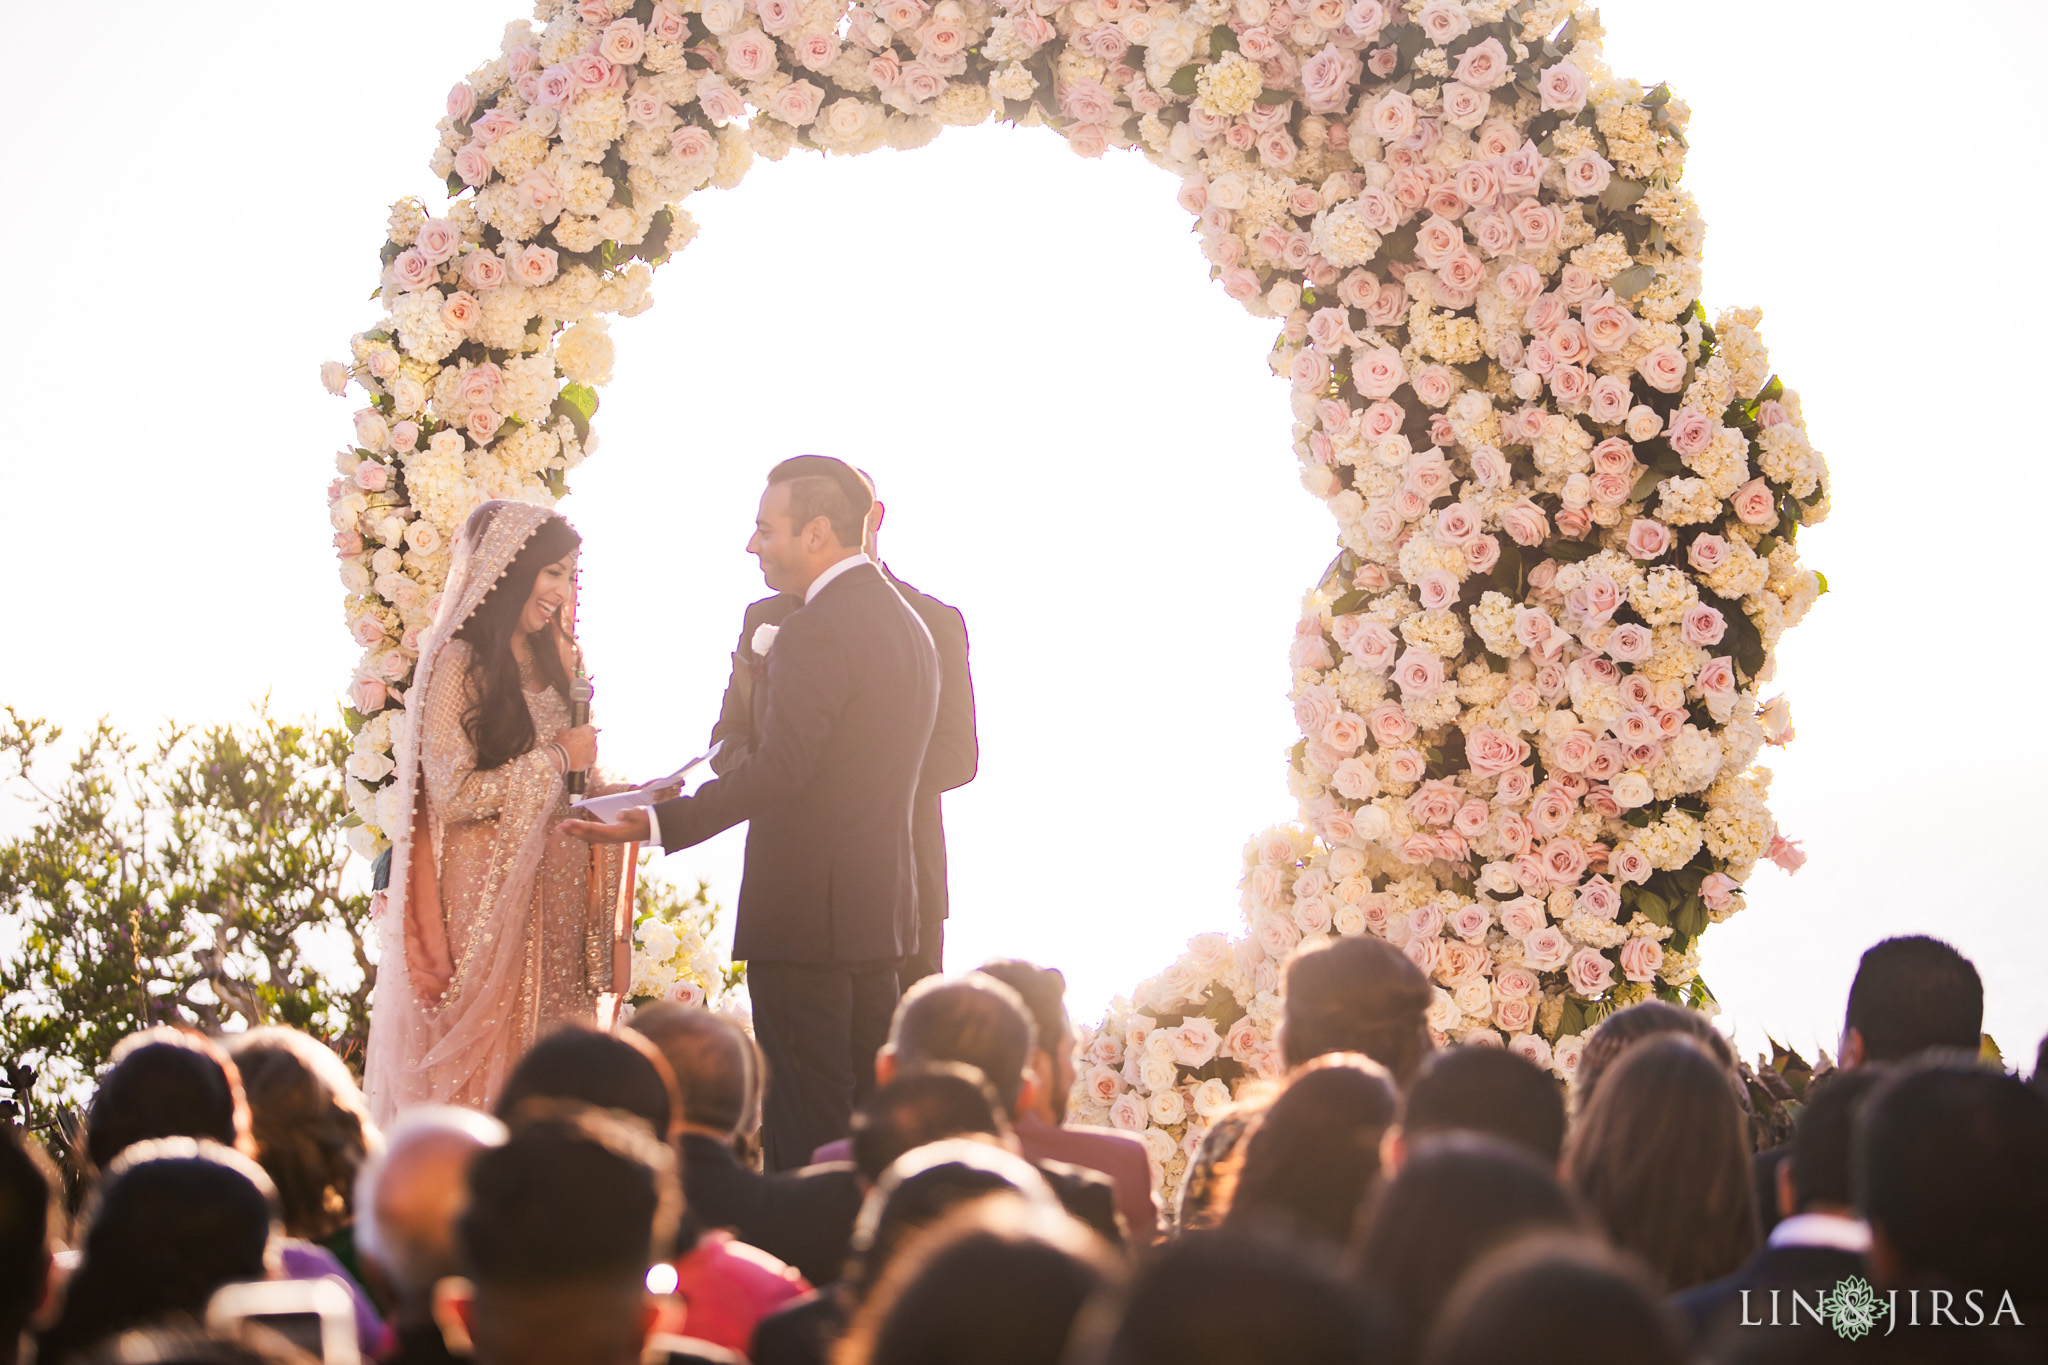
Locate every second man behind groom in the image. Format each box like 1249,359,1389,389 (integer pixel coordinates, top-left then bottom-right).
710,466,978,987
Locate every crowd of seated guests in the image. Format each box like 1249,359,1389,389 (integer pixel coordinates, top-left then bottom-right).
2,932,2045,1365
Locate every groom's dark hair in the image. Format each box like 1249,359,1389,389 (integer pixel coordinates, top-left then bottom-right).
768,455,873,547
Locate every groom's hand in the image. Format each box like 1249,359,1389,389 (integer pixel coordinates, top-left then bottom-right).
557,808,652,845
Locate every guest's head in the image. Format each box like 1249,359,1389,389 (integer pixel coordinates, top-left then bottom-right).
494,1024,681,1142
226,1028,379,1244
1088,1227,1387,1365
1570,999,1735,1114
879,975,1039,1117
1226,1055,1398,1245
1391,1045,1567,1170
851,1063,1010,1185
1775,1067,1884,1221
1856,1057,2048,1300
837,1198,1120,1365
752,455,874,595
1,1129,56,1365
354,1106,507,1325
1351,1134,1582,1362
976,960,1076,1124
80,1329,312,1365
1840,935,1984,1069
448,1108,681,1365
1563,1034,1758,1290
627,1005,757,1144
38,1140,276,1365
850,1139,1060,1296
1421,1235,1690,1365
1279,937,1433,1084
84,1028,252,1171
452,505,581,771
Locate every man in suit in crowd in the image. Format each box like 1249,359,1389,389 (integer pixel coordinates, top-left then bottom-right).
563,456,940,1170
1751,935,1983,1234
629,1003,864,1288
708,469,977,986
1677,1069,1883,1346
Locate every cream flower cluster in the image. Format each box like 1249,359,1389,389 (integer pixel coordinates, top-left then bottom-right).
628,889,733,1009
320,0,1826,1201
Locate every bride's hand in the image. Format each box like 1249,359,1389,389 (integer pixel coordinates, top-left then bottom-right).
556,724,599,771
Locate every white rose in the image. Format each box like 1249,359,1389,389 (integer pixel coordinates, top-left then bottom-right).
1147,1087,1188,1125
1138,1054,1178,1092
1191,1077,1235,1118
1611,770,1653,807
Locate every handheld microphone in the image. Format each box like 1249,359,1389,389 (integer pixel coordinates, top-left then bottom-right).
567,663,592,796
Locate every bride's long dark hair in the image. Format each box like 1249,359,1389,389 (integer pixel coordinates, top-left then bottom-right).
455,513,581,771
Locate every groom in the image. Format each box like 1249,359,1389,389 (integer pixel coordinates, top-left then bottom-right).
562,455,940,1169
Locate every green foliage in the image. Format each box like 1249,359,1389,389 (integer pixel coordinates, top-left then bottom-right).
553,381,601,441
0,706,374,1113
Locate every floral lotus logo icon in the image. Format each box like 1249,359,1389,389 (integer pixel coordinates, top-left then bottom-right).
1819,1276,1889,1341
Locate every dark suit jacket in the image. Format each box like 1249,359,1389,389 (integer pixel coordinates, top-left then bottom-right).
709,567,976,938
680,1134,865,1289
657,561,939,964
1675,1242,1867,1344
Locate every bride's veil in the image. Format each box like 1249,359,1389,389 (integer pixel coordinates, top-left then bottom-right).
364,498,563,1125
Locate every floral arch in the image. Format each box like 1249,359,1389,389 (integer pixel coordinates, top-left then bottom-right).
325,0,1829,1196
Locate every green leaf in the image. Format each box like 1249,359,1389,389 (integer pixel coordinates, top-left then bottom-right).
445,170,466,198
1329,589,1372,616
1209,24,1238,56
1630,465,1665,504
1168,63,1201,97
1599,177,1648,213
1548,538,1597,563
1377,225,1417,264
1610,263,1658,299
1634,890,1671,926
1255,89,1290,104
1642,81,1671,108
1813,570,1829,596
552,382,600,441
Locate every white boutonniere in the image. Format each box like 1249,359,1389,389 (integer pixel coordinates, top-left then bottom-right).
751,623,780,657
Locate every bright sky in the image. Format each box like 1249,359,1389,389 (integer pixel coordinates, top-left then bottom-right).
6,1,2044,1069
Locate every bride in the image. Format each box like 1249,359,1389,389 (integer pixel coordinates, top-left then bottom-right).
365,500,630,1124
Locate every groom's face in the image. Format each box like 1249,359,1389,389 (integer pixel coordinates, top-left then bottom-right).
748,482,809,594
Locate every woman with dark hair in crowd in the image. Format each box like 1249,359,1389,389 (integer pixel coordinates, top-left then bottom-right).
36,1140,277,1365
1224,1055,1398,1246
83,1030,254,1173
363,503,638,1125
1563,1034,1759,1291
1350,1134,1584,1363
228,1029,381,1260
1570,999,1740,1113
1422,1234,1691,1365
833,1197,1121,1365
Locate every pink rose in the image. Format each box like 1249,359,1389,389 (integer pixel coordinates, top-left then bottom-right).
1221,268,1262,303
350,616,387,647
1494,810,1533,854
1732,478,1778,526
350,676,388,714
1582,297,1640,355
1665,407,1715,457
1688,534,1730,573
1637,344,1687,393
1577,876,1620,919
462,250,506,291
1767,831,1807,873
650,0,688,41
1549,364,1591,404
1300,42,1361,114
1499,896,1546,939
447,81,476,122
1453,800,1492,839
1494,996,1538,1033
1605,624,1652,663
1433,501,1480,546
1523,926,1571,971
1372,89,1417,141
1700,873,1740,911
1681,605,1727,647
1471,447,1511,487
1529,787,1573,836
511,243,560,286
517,165,562,219
389,248,436,291
466,407,502,443
1335,617,1399,671
758,0,801,31
1322,711,1367,754
354,461,390,492
1394,648,1445,698
1355,347,1407,400
1466,534,1501,573
670,124,716,165
1407,781,1460,827
1451,901,1491,941
1539,61,1587,113
1499,499,1548,547
1468,726,1531,775
769,79,825,125
534,63,577,107
697,78,746,123
1512,607,1555,651
1452,36,1510,89
720,29,773,79
601,17,646,63
441,290,480,332
454,141,493,187
1416,569,1459,610
1625,518,1672,560
1441,81,1489,130
1060,78,1116,125
1551,730,1595,773
1618,937,1663,984
1497,261,1544,304
1499,142,1549,195
1567,947,1615,997
566,52,617,90
1696,654,1737,707
1385,748,1428,785
390,421,419,452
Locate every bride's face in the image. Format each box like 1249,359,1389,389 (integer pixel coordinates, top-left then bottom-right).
520,552,577,634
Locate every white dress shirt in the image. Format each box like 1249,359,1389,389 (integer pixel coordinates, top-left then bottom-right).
1767,1211,1871,1254
640,554,873,848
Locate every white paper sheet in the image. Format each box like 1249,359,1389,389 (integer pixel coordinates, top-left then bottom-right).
568,741,723,823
